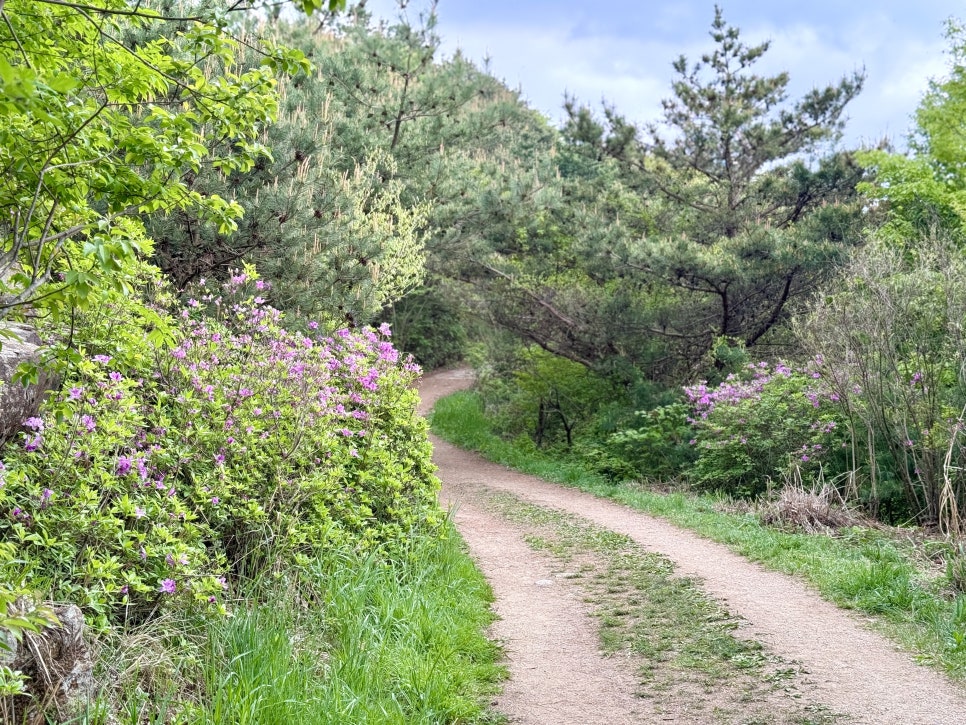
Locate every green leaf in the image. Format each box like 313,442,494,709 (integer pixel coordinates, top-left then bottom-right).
47,75,80,94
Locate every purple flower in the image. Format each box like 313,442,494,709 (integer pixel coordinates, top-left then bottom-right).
108,371,123,383
159,579,176,594
93,355,112,364
378,322,392,336
81,415,96,433
211,497,220,505
23,417,44,431
116,456,132,476
308,320,319,330
24,433,42,452
135,507,146,519
68,387,84,401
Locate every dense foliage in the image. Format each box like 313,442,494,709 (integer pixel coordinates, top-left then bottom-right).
0,0,311,323
457,8,866,381
0,269,438,629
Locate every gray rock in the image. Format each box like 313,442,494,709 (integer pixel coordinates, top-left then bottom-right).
6,603,95,722
0,323,53,446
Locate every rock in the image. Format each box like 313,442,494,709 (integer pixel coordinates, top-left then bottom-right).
4,603,95,722
0,322,53,446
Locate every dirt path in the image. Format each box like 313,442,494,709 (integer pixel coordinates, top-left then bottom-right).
418,369,966,724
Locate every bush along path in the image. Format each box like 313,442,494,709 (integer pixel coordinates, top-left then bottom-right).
418,369,966,725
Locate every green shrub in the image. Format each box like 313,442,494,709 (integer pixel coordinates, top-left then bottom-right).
381,286,467,370
798,237,966,530
609,402,696,480
477,346,619,449
0,269,441,628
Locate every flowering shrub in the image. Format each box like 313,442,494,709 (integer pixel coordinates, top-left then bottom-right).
0,270,439,627
685,362,847,497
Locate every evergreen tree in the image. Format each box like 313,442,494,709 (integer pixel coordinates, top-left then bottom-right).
560,7,868,376
145,4,543,330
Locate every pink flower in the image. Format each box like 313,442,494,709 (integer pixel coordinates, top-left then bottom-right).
159,579,176,594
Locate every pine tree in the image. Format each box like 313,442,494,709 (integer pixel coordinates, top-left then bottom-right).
554,7,867,376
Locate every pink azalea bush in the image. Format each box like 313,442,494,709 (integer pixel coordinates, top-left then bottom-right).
684,361,848,496
0,270,439,628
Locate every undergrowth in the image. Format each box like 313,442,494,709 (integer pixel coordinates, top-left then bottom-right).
84,524,505,724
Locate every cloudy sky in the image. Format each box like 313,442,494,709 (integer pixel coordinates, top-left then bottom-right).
360,0,963,150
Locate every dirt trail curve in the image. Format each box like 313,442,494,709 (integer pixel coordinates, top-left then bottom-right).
418,369,966,725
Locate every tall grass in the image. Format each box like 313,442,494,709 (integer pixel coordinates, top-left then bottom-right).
91,524,504,724
431,390,966,677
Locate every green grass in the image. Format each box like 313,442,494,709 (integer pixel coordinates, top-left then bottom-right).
431,390,966,678
85,524,505,725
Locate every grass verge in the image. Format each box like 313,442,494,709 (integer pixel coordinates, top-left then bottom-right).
431,390,966,678
85,523,505,724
